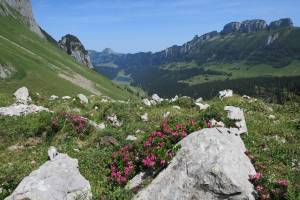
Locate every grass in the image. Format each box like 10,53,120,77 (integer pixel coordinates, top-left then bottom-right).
0,93,299,199
0,16,135,100
178,60,300,86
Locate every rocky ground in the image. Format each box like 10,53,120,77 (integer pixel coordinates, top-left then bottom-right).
0,88,299,200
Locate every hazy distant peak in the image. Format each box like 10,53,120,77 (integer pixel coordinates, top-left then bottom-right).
102,48,117,54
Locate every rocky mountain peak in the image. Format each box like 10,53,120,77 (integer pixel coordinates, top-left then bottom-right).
221,22,241,34
102,48,116,54
58,34,94,69
269,18,294,30
240,19,268,33
0,0,44,38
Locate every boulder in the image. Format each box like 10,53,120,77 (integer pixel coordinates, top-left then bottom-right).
0,104,49,116
13,87,31,104
269,18,293,30
106,114,122,127
49,95,59,100
224,106,247,134
142,99,151,106
89,120,106,130
5,153,92,200
170,95,179,102
219,89,233,99
195,102,210,110
152,94,164,103
126,135,138,141
134,128,256,200
77,94,89,104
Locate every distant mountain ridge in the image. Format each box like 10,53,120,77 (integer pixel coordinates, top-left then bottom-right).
89,18,300,98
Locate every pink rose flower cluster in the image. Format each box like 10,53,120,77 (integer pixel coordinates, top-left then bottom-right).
109,119,200,185
110,145,135,184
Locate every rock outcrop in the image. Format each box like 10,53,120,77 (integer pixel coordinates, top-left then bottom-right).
5,153,92,200
0,0,44,38
134,128,256,200
0,87,49,116
240,19,268,33
269,18,294,30
58,34,94,68
221,22,241,34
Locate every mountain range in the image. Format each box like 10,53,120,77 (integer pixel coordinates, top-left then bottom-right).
89,18,300,100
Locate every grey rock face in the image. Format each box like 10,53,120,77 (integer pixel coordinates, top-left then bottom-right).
13,86,31,104
134,128,256,200
0,0,44,38
5,154,92,200
269,18,293,30
59,34,94,68
221,22,241,34
240,19,268,33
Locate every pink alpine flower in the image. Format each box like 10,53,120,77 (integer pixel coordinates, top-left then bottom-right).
249,172,263,182
142,154,157,167
276,179,288,187
256,185,264,192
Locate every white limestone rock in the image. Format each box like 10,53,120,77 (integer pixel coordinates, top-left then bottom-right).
89,120,106,130
141,113,149,122
170,95,179,102
77,94,89,104
49,95,59,101
142,98,151,106
152,94,164,103
219,89,233,99
47,146,58,161
225,106,248,134
195,102,210,110
14,87,31,104
126,135,137,141
107,114,122,127
172,106,181,110
268,115,276,120
134,128,256,200
0,104,49,116
62,96,71,100
163,111,171,119
195,97,203,103
126,172,146,190
5,153,92,200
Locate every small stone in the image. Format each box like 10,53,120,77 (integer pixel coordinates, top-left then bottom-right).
172,106,181,110
141,113,149,122
48,146,58,161
62,96,71,100
8,144,24,152
195,102,210,110
126,135,137,141
195,97,203,103
77,94,89,104
126,172,146,190
268,115,276,120
142,99,151,106
170,95,179,102
14,87,31,104
219,89,233,99
163,112,170,118
49,95,59,100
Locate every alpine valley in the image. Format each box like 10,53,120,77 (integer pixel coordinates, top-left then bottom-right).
89,18,300,102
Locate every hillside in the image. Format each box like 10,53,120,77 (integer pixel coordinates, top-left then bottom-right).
0,89,299,199
0,2,134,100
90,18,300,100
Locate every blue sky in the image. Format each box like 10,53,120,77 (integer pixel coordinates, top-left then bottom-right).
32,0,300,53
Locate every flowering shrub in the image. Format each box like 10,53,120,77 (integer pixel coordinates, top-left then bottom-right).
109,145,136,185
109,118,201,185
51,112,90,135
245,150,289,200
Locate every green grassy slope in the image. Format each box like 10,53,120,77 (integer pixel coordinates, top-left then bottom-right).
0,94,299,199
0,16,134,100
